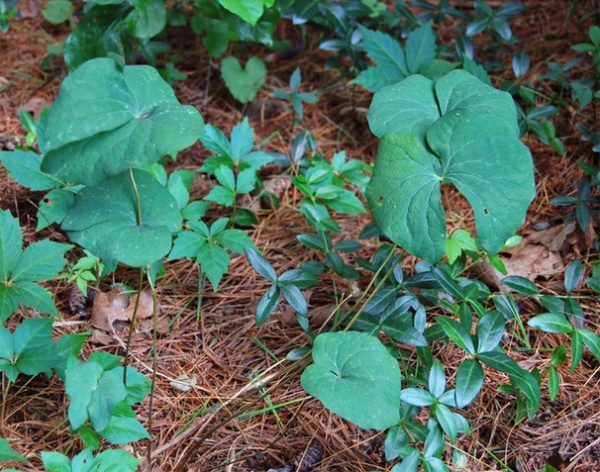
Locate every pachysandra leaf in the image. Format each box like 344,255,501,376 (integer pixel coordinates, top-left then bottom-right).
62,170,182,267
42,58,203,185
301,331,401,430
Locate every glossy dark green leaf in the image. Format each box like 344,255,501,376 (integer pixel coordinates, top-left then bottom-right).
476,311,505,353
455,359,484,407
564,259,583,294
435,316,475,355
245,247,277,282
502,275,539,295
528,313,573,334
255,285,279,325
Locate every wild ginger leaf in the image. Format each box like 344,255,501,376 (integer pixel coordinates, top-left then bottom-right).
42,58,204,185
221,57,266,103
62,170,182,267
301,331,401,430
366,71,534,261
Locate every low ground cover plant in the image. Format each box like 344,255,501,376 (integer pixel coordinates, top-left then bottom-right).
0,1,599,471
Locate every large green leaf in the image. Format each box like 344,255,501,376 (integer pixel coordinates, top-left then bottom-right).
366,70,535,261
61,170,182,267
42,58,203,185
301,331,401,430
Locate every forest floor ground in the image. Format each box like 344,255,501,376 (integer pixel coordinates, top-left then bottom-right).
1,0,600,471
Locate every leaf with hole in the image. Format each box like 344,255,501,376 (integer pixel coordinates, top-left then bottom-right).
301,331,401,430
366,70,534,261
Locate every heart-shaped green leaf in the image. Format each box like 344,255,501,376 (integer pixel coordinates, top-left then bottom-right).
42,58,203,185
366,70,535,261
61,170,181,267
301,331,401,430
221,57,266,103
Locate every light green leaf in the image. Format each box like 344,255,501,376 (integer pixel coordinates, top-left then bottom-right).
301,331,401,430
400,387,437,407
13,281,60,318
99,415,150,444
0,283,21,323
434,403,458,442
221,57,266,103
62,170,182,267
214,228,255,254
89,449,140,471
42,0,73,23
42,58,203,185
405,22,437,75
41,451,72,471
89,369,128,432
219,0,266,25
351,26,407,92
428,359,446,398
66,361,104,430
578,329,600,361
197,241,230,290
13,318,58,377
168,231,205,261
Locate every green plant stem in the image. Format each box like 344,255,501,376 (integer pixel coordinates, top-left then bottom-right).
146,271,159,469
122,267,145,386
1,378,10,421
129,168,143,226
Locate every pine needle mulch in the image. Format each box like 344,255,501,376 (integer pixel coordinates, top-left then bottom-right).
1,1,599,471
